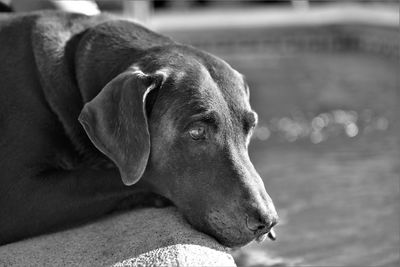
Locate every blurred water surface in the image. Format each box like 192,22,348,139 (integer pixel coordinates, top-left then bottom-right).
226,51,398,266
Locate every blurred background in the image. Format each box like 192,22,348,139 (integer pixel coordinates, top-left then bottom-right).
2,0,398,266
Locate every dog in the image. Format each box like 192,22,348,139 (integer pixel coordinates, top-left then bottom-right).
0,11,278,247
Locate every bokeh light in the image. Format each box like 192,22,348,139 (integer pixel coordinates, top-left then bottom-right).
252,109,389,143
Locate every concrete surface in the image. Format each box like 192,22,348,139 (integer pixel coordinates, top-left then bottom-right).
0,207,236,266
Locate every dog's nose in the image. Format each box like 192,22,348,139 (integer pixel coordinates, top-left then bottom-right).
246,210,278,242
246,211,278,232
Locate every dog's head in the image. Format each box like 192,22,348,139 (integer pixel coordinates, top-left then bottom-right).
79,45,278,247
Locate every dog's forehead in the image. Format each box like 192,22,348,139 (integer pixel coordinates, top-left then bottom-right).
136,46,253,122
170,57,251,114
211,65,251,111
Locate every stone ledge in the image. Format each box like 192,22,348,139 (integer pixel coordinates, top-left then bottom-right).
0,207,236,267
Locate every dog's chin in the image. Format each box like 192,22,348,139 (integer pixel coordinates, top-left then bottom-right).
211,230,255,248
187,212,256,248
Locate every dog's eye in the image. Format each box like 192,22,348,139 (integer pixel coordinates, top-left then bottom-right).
189,126,206,140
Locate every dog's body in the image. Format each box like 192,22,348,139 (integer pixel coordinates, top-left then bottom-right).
0,11,278,246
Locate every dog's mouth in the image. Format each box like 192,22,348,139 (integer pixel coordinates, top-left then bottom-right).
246,215,277,242
255,228,276,242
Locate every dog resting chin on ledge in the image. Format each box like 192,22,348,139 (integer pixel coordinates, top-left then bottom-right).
0,10,278,247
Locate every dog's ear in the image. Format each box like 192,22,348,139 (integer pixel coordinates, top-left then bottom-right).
78,69,164,185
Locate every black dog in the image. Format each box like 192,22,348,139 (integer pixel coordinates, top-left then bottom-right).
0,11,278,246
